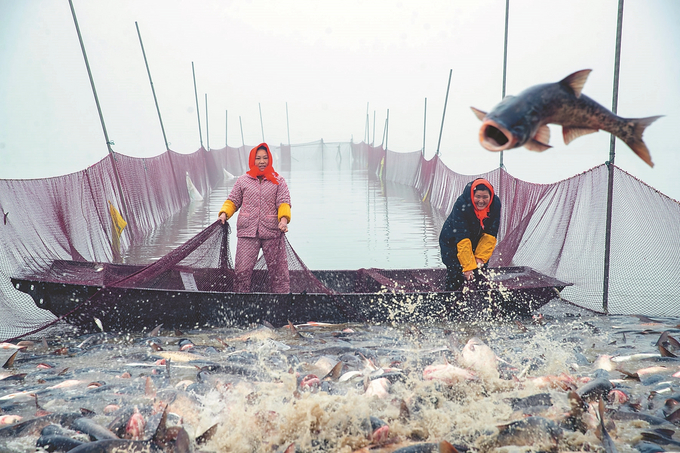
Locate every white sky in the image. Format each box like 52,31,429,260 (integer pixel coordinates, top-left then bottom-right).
1,0,678,200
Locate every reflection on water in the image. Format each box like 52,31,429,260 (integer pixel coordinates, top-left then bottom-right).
124,152,444,271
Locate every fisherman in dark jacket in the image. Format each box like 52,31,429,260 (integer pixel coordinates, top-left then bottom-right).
439,178,501,291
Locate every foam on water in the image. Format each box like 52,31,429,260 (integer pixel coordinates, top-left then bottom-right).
2,311,677,452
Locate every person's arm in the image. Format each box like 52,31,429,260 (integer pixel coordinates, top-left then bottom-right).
448,198,477,275
275,178,291,232
474,234,497,264
457,238,478,274
218,179,243,223
474,196,502,264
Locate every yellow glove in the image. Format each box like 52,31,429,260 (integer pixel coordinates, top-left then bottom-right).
474,233,497,263
456,238,477,272
278,203,291,223
219,200,237,220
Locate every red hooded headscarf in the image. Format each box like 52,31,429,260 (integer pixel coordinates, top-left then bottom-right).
246,143,279,185
470,178,495,228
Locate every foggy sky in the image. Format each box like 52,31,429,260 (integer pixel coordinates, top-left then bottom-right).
1,0,678,200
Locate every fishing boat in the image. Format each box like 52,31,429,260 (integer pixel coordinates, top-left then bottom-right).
11,260,570,332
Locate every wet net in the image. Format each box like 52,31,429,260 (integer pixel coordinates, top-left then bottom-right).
1,140,679,340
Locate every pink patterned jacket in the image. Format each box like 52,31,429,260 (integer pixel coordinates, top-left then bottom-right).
227,174,291,239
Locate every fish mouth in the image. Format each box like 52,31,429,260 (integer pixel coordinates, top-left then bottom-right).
479,120,517,151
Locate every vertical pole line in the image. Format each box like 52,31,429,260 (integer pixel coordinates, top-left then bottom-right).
135,22,168,151
239,116,245,148
258,103,265,142
385,109,390,151
500,0,509,169
365,102,369,143
191,62,203,148
381,118,387,147
135,22,181,204
422,97,427,156
436,69,452,157
286,102,291,146
68,0,130,231
372,111,376,147
205,94,209,150
603,0,625,314
225,110,228,148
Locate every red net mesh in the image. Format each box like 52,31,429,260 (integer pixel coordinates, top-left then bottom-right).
1,141,679,340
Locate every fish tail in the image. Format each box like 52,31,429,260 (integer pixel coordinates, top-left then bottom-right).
625,116,662,168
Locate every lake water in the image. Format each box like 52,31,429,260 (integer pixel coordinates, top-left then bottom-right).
124,147,445,271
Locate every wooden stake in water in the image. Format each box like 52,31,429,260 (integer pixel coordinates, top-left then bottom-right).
259,103,265,143
205,94,209,150
286,102,291,146
436,69,452,157
192,62,203,148
68,0,130,231
603,0,625,314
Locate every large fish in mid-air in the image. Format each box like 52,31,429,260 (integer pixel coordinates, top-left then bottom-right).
471,69,661,167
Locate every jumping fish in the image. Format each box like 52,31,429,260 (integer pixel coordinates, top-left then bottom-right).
471,69,661,167
460,337,499,380
422,358,477,385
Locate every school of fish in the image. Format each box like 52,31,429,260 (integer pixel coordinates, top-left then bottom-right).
1,310,680,452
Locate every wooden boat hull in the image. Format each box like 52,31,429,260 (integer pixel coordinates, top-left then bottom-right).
11,266,570,331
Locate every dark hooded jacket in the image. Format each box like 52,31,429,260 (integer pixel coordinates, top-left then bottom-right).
439,179,501,270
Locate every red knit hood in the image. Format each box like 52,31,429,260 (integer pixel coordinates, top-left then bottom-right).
471,178,495,228
246,143,279,185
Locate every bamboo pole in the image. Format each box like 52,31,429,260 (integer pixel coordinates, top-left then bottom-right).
239,115,245,148
603,0,625,314
286,102,291,146
436,69,452,156
205,94,209,150
259,103,265,142
192,62,203,148
135,21,181,202
68,0,131,237
422,97,427,156
135,22,168,151
500,0,509,168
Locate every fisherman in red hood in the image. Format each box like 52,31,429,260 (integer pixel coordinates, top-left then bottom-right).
439,178,501,291
219,143,291,293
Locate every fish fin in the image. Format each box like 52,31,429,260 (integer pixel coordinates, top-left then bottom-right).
624,115,663,168
439,440,460,453
563,126,598,145
326,360,344,381
145,376,157,398
149,324,163,337
470,107,487,121
533,125,551,146
152,404,169,444
656,428,676,438
659,343,677,358
524,126,552,152
560,69,592,98
524,139,552,152
2,350,19,368
196,424,218,446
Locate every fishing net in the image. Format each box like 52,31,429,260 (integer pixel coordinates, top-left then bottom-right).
352,142,680,317
1,140,679,340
